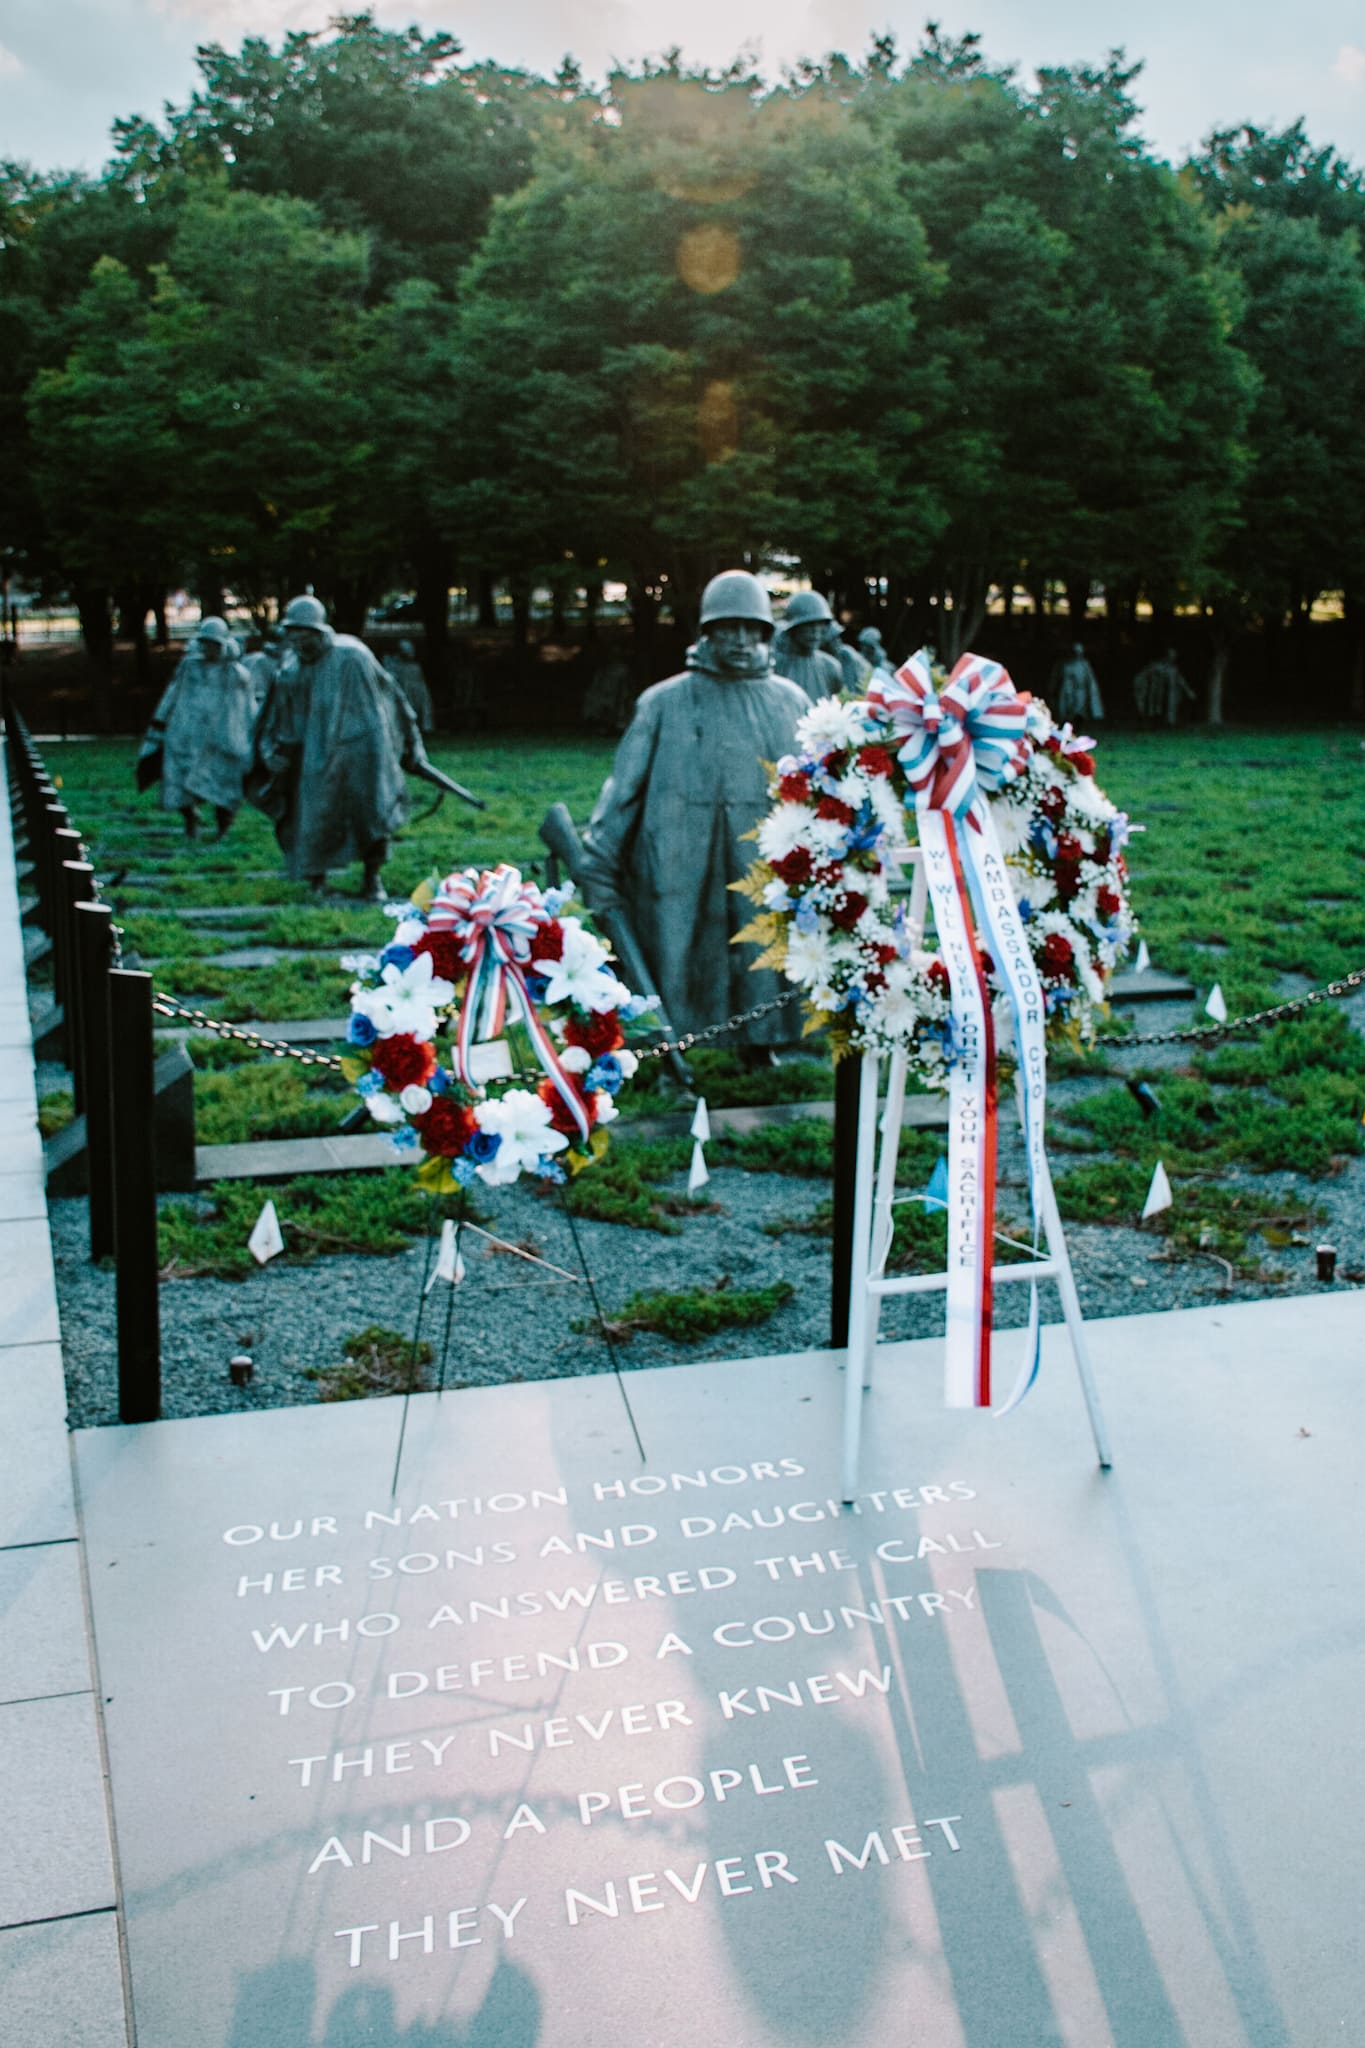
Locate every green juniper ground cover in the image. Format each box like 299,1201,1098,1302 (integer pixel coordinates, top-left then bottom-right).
44,727,1365,1378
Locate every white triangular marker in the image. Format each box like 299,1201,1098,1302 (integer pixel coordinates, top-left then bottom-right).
1205,982,1227,1023
248,1200,284,1265
425,1217,466,1294
1142,1161,1173,1220
1135,939,1151,974
688,1096,711,1193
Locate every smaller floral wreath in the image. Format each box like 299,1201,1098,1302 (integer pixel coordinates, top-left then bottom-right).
340,864,653,1193
736,681,1137,1082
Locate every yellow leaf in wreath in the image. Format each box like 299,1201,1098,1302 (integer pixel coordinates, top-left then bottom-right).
338,1052,372,1083
415,1153,457,1194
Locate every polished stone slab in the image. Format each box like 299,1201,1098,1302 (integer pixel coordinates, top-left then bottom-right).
0,1692,115,1924
0,1543,91,1705
0,1912,126,2047
76,1293,1365,2048
0,1344,76,1547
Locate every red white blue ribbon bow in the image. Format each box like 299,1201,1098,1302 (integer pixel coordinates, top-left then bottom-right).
870,652,1045,1412
428,864,591,1141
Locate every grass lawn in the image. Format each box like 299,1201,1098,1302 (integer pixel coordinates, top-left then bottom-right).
42,726,1365,1280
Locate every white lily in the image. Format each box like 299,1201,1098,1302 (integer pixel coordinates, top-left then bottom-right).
472,1089,568,1185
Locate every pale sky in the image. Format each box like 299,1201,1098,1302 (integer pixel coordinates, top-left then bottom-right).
3,0,1365,175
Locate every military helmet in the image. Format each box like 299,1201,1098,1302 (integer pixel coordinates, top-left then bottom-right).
783,589,833,627
698,570,773,629
283,594,328,630
193,616,231,646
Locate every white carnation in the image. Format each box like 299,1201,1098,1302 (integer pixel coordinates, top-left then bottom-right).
757,802,816,862
795,696,868,756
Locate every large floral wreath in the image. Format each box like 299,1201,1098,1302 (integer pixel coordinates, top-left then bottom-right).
737,672,1136,1083
341,864,652,1192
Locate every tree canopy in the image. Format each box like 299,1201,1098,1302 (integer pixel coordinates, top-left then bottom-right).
4,13,1365,711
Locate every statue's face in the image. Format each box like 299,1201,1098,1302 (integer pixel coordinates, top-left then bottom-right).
287,626,327,666
787,620,824,655
706,618,766,667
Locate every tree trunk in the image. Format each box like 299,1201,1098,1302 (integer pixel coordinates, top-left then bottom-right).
477,572,498,630
509,577,532,680
941,563,989,665
414,551,451,724
76,585,114,731
1206,643,1228,726
1345,595,1365,718
628,581,660,681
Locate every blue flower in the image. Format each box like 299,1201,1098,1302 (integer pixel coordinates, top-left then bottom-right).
347,1012,377,1046
451,1158,479,1187
465,1129,501,1164
523,973,550,1002
357,1072,384,1097
587,1055,623,1093
380,943,416,971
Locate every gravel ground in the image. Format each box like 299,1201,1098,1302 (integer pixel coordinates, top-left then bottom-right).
53,1066,1362,1430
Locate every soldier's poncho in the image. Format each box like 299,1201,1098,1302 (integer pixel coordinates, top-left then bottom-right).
149,654,255,815
770,630,843,705
579,649,807,1045
248,632,430,878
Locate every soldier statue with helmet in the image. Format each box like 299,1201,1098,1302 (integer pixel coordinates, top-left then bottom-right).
247,594,479,899
570,570,808,1052
771,589,845,703
139,615,256,839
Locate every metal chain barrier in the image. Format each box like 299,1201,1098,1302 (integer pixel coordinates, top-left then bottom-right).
1092,967,1365,1048
147,967,1365,1076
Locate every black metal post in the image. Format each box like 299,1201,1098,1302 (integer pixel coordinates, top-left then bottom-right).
76,903,116,1262
61,861,95,1111
50,829,83,1060
38,801,67,948
830,1054,863,1348
110,969,161,1422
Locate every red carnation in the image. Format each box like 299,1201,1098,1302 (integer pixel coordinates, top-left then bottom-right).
1097,886,1121,918
538,1075,595,1138
829,892,868,932
413,930,465,984
777,771,810,803
770,847,813,887
1039,933,1076,982
563,1008,624,1057
532,918,566,963
816,795,857,826
415,1097,477,1157
369,1033,436,1091
857,744,896,778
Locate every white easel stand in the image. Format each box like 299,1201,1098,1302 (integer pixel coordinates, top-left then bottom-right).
839,1048,1114,1504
